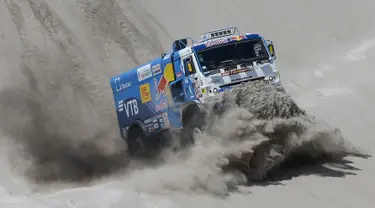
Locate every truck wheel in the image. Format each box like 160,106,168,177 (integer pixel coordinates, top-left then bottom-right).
180,103,206,148
127,125,147,157
192,125,204,145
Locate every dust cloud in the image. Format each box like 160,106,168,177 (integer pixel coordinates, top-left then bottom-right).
0,0,158,185
0,58,130,184
124,81,370,196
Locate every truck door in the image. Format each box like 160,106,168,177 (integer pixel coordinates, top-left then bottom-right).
168,79,185,128
181,55,203,101
167,54,202,129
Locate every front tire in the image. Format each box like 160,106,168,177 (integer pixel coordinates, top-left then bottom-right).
192,126,204,145
180,103,206,148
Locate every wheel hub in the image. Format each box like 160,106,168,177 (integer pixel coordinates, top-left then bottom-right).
193,127,203,145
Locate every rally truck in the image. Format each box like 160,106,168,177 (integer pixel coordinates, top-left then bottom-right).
110,27,280,156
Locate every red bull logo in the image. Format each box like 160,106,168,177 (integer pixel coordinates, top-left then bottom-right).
231,35,246,41
154,75,168,100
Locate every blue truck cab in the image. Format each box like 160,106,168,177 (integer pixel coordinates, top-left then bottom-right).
109,27,280,155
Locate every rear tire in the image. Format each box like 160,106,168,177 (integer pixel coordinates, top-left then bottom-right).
127,125,147,157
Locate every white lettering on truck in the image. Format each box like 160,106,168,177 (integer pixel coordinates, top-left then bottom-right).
118,99,139,117
114,77,132,92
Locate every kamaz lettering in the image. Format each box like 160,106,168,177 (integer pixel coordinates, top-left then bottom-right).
204,38,229,47
109,26,281,156
231,76,251,82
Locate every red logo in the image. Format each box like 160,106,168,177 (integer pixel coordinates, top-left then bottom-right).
231,36,246,41
155,101,168,112
154,76,168,100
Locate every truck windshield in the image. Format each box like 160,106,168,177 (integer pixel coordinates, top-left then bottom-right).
196,38,269,73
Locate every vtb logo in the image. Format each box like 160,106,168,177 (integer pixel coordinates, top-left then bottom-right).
118,99,139,118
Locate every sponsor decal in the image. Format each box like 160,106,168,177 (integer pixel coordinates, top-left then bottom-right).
146,122,159,133
254,43,262,56
204,38,229,47
221,68,250,76
154,76,168,100
159,120,164,129
140,83,152,103
144,115,159,124
144,112,168,124
147,125,155,132
176,72,182,78
118,99,139,118
144,112,169,132
231,76,252,82
192,82,203,98
153,63,175,106
155,101,168,112
154,123,159,129
137,64,152,81
152,64,162,75
231,35,246,41
114,77,131,92
117,100,124,112
221,72,229,76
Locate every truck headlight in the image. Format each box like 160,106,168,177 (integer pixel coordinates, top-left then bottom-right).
266,75,277,81
213,88,218,93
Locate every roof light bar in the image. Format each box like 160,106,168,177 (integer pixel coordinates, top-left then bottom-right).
199,27,240,42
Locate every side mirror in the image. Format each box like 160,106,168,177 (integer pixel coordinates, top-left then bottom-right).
266,40,276,60
173,39,188,51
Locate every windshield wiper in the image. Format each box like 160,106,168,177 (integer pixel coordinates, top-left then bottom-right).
215,60,238,69
217,57,267,70
204,58,259,72
236,57,258,64
220,59,235,64
234,57,270,66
